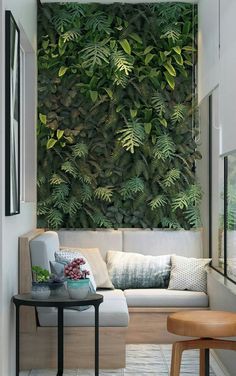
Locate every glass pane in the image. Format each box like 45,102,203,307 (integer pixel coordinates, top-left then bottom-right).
227,152,236,281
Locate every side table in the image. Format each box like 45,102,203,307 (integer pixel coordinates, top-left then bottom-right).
12,293,103,376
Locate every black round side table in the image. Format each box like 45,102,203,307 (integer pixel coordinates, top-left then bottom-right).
12,293,103,376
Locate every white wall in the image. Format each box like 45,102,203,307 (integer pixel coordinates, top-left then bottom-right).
198,0,220,103
219,0,236,155
198,0,236,374
0,1,37,375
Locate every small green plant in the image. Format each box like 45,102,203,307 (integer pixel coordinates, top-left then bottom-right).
32,266,51,283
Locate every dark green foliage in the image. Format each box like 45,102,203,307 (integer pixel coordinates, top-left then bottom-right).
37,2,201,229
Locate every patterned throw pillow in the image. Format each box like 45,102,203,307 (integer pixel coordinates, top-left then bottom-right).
55,250,97,292
106,250,171,290
168,255,211,293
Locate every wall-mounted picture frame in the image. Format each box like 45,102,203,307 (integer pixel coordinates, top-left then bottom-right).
5,11,20,216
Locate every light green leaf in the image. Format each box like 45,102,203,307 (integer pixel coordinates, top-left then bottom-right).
172,46,181,55
58,66,68,77
182,46,196,52
145,53,155,65
164,71,175,90
47,138,57,149
163,62,176,77
119,39,131,55
129,33,143,44
144,46,154,55
39,113,47,125
130,109,137,118
159,118,167,127
173,54,183,66
144,123,152,134
90,90,98,103
104,88,113,99
42,40,49,50
57,130,64,140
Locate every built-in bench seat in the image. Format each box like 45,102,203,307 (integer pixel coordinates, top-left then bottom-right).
38,289,129,327
124,288,208,307
19,228,208,370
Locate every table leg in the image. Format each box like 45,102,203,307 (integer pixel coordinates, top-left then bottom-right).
205,349,210,376
15,304,20,376
57,307,64,376
95,304,99,376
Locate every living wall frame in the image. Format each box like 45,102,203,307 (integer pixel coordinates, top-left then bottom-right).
37,2,201,229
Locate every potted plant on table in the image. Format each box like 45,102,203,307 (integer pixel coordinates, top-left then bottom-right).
64,258,90,299
31,266,51,299
32,266,66,299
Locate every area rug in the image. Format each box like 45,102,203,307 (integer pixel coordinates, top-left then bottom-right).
22,344,217,376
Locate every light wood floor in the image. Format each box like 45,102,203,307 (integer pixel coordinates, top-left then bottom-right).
20,344,219,375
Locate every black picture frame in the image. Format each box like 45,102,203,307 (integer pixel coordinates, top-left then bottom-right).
5,11,20,216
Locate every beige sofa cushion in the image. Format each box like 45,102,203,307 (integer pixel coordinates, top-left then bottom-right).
124,289,208,307
61,247,114,289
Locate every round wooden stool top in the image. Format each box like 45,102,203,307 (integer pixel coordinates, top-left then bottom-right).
167,311,236,338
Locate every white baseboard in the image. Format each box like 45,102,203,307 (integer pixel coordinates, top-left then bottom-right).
211,350,231,376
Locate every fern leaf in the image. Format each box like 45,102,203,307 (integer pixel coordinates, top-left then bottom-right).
121,177,145,199
85,11,112,34
50,174,66,185
172,192,189,211
51,12,72,33
92,213,112,228
46,208,63,228
117,120,145,154
72,143,88,158
80,42,110,69
37,175,46,187
184,206,202,228
187,184,202,203
161,217,181,229
113,70,129,87
63,3,85,18
94,186,113,202
153,134,176,161
61,30,80,42
151,92,166,116
80,184,93,203
163,168,180,188
52,184,69,201
149,195,167,210
161,25,181,42
171,104,186,124
61,161,78,178
111,49,134,75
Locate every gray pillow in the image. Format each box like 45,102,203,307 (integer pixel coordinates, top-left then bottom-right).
106,250,171,290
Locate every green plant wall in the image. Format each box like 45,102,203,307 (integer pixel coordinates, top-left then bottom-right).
37,2,201,229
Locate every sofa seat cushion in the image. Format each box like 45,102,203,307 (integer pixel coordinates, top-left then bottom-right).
37,289,129,327
124,289,209,307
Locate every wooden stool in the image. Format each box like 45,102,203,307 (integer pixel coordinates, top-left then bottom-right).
167,310,236,376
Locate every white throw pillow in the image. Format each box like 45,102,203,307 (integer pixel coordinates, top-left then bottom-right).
60,247,114,289
55,250,97,291
168,255,211,293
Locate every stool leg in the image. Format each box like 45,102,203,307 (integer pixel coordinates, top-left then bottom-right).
200,349,207,376
170,342,183,376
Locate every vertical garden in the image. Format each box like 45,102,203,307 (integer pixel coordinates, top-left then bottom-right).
37,2,201,229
